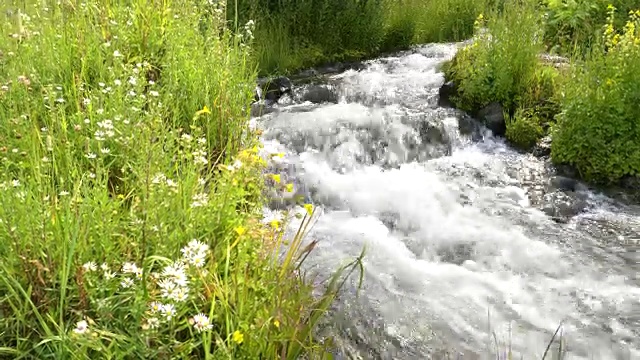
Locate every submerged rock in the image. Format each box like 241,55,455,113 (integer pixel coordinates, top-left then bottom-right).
548,175,588,193
255,76,293,103
437,81,457,108
477,102,506,136
299,84,339,104
532,135,552,157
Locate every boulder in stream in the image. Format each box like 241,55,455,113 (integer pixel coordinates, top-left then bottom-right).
300,84,339,104
437,81,458,108
477,102,506,136
255,76,293,103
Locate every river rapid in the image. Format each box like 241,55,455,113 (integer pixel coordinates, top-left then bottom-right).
250,43,640,360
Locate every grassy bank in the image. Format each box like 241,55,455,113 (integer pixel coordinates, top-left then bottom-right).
0,1,360,358
231,0,495,74
443,0,640,186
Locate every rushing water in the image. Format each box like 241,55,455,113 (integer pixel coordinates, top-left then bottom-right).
251,43,640,360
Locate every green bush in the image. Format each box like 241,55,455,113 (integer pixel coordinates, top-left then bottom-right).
444,0,544,113
551,5,640,183
542,0,640,55
506,108,545,149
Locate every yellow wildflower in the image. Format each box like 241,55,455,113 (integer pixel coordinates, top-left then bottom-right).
271,174,281,184
232,330,244,344
269,219,281,230
195,105,211,117
303,203,314,216
234,226,246,236
285,183,294,192
273,319,280,328
612,34,621,46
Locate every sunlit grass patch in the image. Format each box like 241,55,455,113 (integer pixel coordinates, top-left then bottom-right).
0,1,357,358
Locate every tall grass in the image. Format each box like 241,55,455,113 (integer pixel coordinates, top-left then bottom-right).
0,0,359,358
232,0,491,74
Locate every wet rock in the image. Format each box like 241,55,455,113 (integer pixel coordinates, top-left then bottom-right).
300,84,339,104
250,102,278,117
477,102,506,136
621,176,640,191
255,76,293,102
541,191,589,220
437,81,457,108
548,176,588,193
418,119,449,145
457,113,483,141
532,135,552,157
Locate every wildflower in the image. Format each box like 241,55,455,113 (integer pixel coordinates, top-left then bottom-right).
114,79,122,86
120,277,134,289
232,330,244,344
271,174,281,184
122,262,140,274
144,317,160,330
160,303,176,320
149,301,163,313
151,173,166,185
86,152,97,159
11,180,20,187
150,90,159,97
234,226,246,236
113,50,122,58
285,183,294,192
304,203,314,216
59,191,70,196
181,240,209,267
273,319,280,328
83,98,91,106
191,193,209,208
73,320,89,334
190,254,206,268
191,313,213,332
166,179,178,188
82,262,97,272
193,149,208,165
104,270,116,280
195,105,211,117
128,76,137,86
171,286,189,302
100,147,110,154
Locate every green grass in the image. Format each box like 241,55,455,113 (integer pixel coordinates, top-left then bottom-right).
0,1,361,358
232,0,491,75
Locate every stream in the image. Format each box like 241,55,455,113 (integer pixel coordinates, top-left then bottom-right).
250,43,640,360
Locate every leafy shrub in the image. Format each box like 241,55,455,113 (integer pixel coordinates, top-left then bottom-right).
444,1,544,113
542,0,640,55
551,5,640,183
506,108,545,149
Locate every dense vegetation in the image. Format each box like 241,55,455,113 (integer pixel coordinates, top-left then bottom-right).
1,0,638,358
0,1,360,358
444,0,640,185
